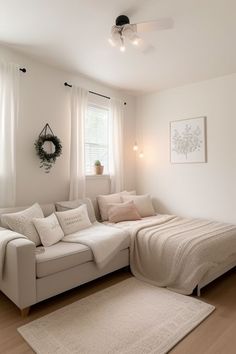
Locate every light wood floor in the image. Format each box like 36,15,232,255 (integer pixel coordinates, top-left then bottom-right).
0,267,235,354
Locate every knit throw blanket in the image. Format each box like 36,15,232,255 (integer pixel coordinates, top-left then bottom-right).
0,228,27,283
129,215,236,294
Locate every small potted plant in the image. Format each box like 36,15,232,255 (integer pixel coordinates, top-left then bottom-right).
94,160,104,175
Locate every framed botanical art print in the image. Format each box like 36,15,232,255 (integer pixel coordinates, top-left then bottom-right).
170,116,207,163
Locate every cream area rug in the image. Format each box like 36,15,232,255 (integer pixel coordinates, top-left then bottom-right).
18,278,214,354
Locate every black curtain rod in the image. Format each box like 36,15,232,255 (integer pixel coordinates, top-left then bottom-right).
64,82,127,105
19,68,26,73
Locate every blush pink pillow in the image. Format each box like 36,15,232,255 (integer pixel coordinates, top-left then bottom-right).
108,201,141,223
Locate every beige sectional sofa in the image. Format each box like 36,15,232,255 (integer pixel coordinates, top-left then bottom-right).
0,200,129,316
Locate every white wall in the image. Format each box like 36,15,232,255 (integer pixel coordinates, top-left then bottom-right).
136,74,236,224
0,45,136,206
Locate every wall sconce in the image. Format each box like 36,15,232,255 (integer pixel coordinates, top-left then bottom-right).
139,151,144,158
133,142,138,151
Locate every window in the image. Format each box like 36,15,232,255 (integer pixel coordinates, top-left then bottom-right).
85,104,109,175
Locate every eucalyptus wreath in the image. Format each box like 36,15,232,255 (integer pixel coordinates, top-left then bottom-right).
35,134,62,173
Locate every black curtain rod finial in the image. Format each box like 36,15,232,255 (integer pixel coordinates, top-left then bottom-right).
64,82,72,87
19,68,26,73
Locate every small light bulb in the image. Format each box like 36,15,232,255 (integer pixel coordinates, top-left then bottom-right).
139,151,144,158
131,34,141,46
132,37,140,46
133,143,138,151
120,45,125,52
108,38,115,47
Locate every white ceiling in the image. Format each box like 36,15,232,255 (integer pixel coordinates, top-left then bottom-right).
1,0,236,94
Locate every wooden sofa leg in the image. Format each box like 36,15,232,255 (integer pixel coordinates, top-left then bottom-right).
21,307,30,317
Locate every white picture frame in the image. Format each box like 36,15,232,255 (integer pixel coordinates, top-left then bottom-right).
170,116,207,164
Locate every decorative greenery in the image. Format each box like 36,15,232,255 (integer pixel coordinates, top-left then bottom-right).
94,160,102,166
35,134,62,173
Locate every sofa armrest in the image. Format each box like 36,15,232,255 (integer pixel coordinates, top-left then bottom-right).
1,237,37,309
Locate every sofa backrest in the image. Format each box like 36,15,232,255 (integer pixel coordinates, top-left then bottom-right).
0,199,98,227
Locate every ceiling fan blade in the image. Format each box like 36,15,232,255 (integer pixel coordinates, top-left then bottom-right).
123,0,148,17
134,18,174,33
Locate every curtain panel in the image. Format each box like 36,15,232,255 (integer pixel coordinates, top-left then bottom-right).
0,62,20,207
69,86,88,200
109,98,124,193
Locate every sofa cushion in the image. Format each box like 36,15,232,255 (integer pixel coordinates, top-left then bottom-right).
36,229,130,278
36,242,93,278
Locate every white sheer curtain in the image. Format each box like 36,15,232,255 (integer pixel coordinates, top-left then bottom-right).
0,62,19,207
109,98,124,193
69,86,88,200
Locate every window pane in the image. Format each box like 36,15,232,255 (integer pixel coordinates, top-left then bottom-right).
85,105,109,175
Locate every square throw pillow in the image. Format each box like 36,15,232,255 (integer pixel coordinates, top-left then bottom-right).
1,203,44,246
108,201,141,223
55,204,92,235
33,213,64,247
97,191,136,221
55,198,96,223
97,193,122,221
121,194,156,218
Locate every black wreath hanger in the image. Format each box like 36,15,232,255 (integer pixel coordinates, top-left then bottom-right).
35,123,62,173
39,123,55,137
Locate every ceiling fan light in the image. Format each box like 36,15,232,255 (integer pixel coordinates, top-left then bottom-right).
130,33,141,46
120,45,126,52
122,24,135,38
108,37,116,47
120,37,125,52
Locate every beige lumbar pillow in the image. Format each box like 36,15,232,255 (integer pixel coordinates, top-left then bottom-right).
97,191,136,221
1,203,44,246
33,213,64,247
108,201,141,223
55,204,92,235
121,194,156,218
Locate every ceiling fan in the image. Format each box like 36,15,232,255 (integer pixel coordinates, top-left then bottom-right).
108,15,174,52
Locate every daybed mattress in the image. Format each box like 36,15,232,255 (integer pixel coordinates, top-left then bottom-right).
104,214,236,294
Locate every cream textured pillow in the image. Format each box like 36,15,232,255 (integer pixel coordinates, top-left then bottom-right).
55,204,92,235
97,191,136,221
121,194,156,218
55,198,96,223
108,201,141,223
1,203,44,246
33,213,64,247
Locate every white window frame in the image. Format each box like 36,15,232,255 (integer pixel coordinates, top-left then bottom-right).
84,102,110,177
